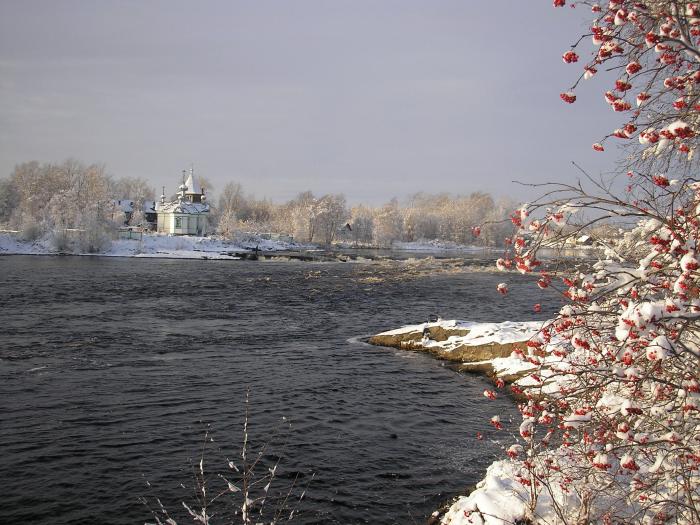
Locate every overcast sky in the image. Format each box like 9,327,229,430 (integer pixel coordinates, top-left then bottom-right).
0,1,621,204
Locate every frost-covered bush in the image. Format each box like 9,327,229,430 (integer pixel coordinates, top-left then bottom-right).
490,199,700,523
50,229,73,252
217,209,239,239
20,221,43,242
77,223,112,253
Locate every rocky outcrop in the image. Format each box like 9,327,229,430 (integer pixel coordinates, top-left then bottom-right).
368,320,542,383
368,325,470,350
370,335,520,364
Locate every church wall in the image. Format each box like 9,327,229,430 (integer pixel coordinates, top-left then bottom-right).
155,212,208,235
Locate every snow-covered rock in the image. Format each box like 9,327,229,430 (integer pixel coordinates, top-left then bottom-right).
369,320,543,366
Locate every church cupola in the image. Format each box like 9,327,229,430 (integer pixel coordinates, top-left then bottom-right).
184,166,203,203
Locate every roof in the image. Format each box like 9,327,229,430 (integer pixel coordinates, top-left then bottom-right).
115,199,157,213
156,200,209,214
184,172,202,195
115,199,134,212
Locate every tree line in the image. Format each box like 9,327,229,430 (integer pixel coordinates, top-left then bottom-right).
0,160,155,252
215,183,516,247
0,159,515,248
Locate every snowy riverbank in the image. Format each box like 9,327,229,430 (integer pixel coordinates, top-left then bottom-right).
0,232,306,259
369,319,561,525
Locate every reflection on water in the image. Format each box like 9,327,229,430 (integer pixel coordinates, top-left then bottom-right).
0,255,559,524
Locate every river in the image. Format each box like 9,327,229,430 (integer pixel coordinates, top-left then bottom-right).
0,255,557,524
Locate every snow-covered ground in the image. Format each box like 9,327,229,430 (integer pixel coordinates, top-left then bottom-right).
0,232,306,259
439,458,573,525
0,232,50,255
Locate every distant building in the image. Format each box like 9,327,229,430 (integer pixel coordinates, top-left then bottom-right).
113,199,133,224
143,201,157,225
156,168,210,235
113,199,157,228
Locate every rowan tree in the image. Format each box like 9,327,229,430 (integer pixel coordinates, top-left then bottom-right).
477,2,700,523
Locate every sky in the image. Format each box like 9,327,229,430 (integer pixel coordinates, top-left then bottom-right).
0,1,623,205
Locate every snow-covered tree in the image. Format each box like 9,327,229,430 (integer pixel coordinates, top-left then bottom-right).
4,160,115,251
479,196,519,247
559,0,700,175
349,205,375,246
216,208,239,239
111,176,155,227
478,2,700,523
283,191,318,243
0,178,18,225
373,198,404,247
314,194,349,246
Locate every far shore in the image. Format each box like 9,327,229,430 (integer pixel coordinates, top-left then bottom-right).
0,231,498,262
0,231,594,263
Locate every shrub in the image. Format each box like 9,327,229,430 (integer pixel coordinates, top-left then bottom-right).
20,221,43,242
50,229,73,252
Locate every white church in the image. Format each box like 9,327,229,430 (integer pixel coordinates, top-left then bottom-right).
156,168,210,235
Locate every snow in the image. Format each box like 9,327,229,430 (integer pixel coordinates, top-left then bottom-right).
0,232,52,255
0,232,305,260
377,319,466,336
439,447,655,525
440,460,569,525
184,171,202,195
376,319,542,347
441,461,527,525
113,199,155,213
491,356,536,376
156,200,209,214
455,321,542,346
114,199,135,213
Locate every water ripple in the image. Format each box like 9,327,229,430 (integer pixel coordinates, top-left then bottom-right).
0,255,560,524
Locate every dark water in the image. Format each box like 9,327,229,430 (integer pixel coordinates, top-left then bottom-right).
0,255,557,524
